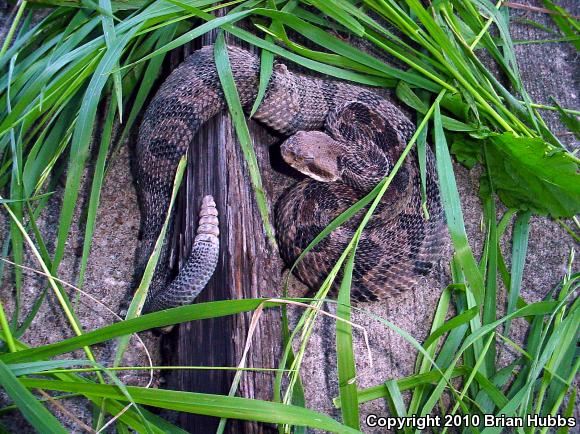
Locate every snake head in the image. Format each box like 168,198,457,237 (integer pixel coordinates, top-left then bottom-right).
281,131,343,182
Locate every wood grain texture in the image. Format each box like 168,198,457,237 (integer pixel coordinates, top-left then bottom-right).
162,29,289,434
158,2,580,432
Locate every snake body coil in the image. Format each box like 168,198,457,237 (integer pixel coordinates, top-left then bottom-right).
136,45,445,311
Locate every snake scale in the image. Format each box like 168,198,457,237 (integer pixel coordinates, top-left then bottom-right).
136,45,445,313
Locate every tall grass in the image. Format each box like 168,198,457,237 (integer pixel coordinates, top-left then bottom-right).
0,0,578,432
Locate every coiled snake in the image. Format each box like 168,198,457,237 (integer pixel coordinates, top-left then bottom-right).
136,45,445,312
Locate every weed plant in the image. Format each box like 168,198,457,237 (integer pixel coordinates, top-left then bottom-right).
0,0,578,432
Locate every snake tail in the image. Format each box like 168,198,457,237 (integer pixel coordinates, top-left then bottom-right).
142,195,219,313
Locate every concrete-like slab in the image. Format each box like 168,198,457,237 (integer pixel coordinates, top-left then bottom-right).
0,0,577,432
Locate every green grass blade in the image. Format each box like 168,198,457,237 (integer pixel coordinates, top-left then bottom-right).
485,301,579,431
408,287,452,415
433,98,485,304
421,306,478,351
385,380,408,419
542,0,580,52
416,110,429,217
76,98,116,291
114,155,187,366
106,25,177,173
336,250,360,429
128,5,253,65
0,299,288,364
308,0,365,36
52,26,140,271
0,360,68,434
7,55,24,326
339,364,510,410
1,195,106,386
504,211,531,336
20,379,361,434
556,388,576,434
544,335,578,416
0,299,16,353
481,188,498,376
214,31,275,244
248,40,274,118
13,289,48,339
551,98,580,140
445,332,495,421
419,298,558,419
98,0,123,121
334,367,468,408
227,26,391,86
157,2,392,88
1,334,186,433
0,1,28,60
8,359,93,376
248,0,283,117
434,321,469,370
253,9,440,91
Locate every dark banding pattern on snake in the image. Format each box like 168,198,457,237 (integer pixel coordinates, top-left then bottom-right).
136,45,445,312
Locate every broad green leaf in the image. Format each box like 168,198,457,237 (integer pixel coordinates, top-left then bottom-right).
552,98,580,140
485,133,580,218
450,138,481,169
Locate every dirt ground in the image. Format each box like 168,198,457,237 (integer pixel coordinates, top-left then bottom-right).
0,0,578,432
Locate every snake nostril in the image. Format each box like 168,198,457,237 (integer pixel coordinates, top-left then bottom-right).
282,147,294,160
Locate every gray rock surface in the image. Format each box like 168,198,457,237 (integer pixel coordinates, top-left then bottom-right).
0,0,577,432
0,143,162,432
285,3,579,431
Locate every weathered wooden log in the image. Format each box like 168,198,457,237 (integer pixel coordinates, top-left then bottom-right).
162,30,290,433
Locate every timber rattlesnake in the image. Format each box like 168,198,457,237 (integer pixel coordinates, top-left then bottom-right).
136,45,445,312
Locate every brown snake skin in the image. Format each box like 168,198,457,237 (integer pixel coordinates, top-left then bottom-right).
136,45,445,312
